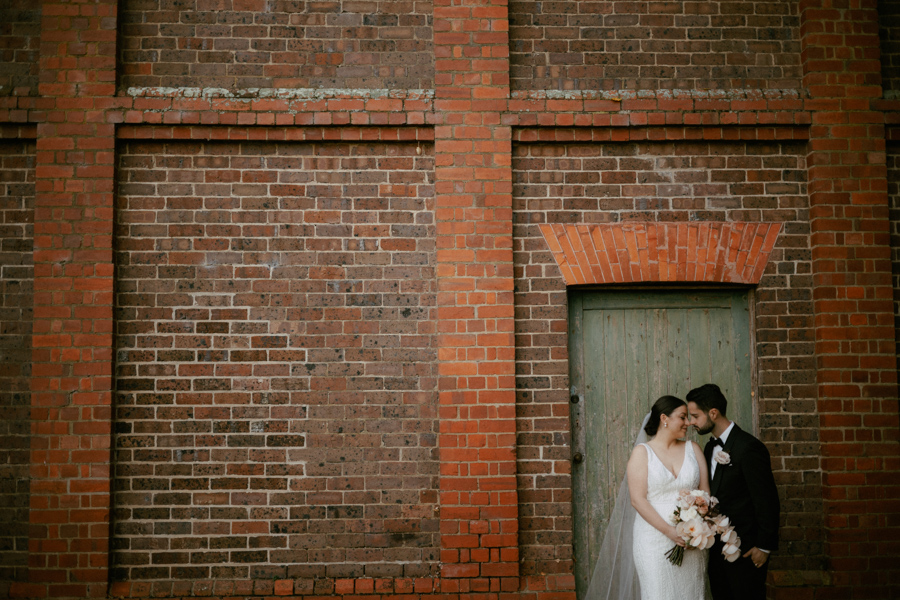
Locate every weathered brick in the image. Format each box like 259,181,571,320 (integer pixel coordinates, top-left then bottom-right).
803,3,900,597
881,2,900,99
0,1,41,97
2,0,899,597
509,0,802,92
114,141,439,582
890,143,900,390
119,0,434,91
0,140,34,596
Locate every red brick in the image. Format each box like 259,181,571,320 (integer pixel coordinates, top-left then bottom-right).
112,141,438,582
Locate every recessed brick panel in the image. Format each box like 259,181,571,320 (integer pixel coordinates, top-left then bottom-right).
889,143,900,384
118,0,434,91
881,1,900,97
512,140,823,576
0,1,40,96
0,141,34,593
509,0,802,91
113,141,438,582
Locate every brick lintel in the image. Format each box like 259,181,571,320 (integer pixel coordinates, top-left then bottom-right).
539,222,783,286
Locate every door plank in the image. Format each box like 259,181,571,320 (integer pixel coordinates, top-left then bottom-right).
687,307,713,390
568,292,589,591
709,303,736,405
582,308,612,576
666,307,691,399
730,292,753,433
647,308,669,401
624,308,650,473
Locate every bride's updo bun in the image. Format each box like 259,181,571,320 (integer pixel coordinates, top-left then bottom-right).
644,395,687,436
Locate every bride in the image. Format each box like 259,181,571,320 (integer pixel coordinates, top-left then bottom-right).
586,395,711,600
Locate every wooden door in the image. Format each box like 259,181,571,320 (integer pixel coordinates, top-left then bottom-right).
568,289,753,596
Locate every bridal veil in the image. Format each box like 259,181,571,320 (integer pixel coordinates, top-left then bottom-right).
583,412,650,600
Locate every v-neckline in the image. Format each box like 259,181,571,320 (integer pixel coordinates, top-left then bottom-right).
646,442,688,479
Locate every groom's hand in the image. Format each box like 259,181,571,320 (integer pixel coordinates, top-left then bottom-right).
742,547,769,568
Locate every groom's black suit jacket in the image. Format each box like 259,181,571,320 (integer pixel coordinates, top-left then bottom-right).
706,424,780,552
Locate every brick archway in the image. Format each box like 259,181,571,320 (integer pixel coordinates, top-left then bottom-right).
539,222,782,286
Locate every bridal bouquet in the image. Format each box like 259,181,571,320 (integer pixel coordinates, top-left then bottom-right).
665,489,741,566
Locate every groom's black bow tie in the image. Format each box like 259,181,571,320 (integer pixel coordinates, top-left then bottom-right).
710,437,724,448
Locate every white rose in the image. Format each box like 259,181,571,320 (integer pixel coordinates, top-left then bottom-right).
681,507,700,522
714,450,731,465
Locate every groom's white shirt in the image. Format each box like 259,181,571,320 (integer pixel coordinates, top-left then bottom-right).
712,421,769,555
710,421,735,478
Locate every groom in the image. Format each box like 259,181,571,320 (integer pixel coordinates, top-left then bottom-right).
687,384,780,600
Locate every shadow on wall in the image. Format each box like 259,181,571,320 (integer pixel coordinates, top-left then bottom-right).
0,140,35,593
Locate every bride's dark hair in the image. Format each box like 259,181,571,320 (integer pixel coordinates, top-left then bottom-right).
643,395,687,436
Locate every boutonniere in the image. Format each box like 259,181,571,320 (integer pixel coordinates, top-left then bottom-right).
714,451,731,466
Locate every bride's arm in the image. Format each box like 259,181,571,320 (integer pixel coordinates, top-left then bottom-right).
693,441,710,493
626,445,686,547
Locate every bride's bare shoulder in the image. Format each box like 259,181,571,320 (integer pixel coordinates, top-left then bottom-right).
688,440,705,456
628,442,649,462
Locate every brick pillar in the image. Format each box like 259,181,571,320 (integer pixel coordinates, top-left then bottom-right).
18,1,117,597
433,0,518,593
801,0,900,595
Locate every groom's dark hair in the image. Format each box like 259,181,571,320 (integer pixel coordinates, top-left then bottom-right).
686,383,728,416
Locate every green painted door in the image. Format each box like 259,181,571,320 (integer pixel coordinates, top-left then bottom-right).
568,289,753,597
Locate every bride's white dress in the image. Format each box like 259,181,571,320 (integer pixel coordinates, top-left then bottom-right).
632,442,708,600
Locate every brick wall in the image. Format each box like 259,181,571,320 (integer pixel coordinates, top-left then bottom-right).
113,140,439,583
881,0,900,97
803,3,899,595
0,1,41,96
509,0,801,92
889,143,900,392
511,140,824,575
118,0,434,91
1,0,899,598
432,0,520,590
0,140,34,595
